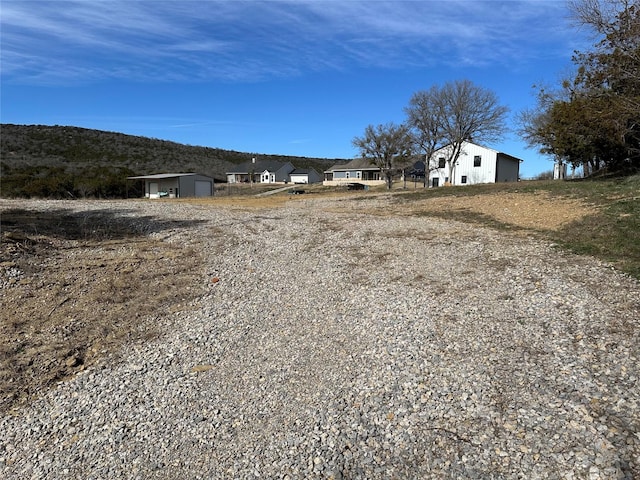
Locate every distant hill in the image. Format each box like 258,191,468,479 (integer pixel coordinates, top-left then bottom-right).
0,124,348,198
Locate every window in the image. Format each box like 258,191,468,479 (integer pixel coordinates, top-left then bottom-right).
438,157,446,169
345,172,350,179
474,155,481,167
461,175,467,184
432,178,439,187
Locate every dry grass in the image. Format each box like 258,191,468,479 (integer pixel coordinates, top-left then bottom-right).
180,195,296,210
0,208,206,414
403,191,595,231
388,176,640,277
181,184,363,210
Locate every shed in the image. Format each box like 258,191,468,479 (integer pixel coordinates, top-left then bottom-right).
428,142,521,187
127,173,214,198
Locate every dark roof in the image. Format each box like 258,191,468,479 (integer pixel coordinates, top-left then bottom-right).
325,158,379,172
127,173,205,179
496,152,524,163
291,168,319,175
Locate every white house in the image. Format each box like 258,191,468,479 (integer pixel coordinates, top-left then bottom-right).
428,142,521,187
127,173,214,198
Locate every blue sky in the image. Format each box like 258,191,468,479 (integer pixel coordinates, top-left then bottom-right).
1,0,591,177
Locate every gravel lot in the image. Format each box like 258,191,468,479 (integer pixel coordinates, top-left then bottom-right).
1,196,639,479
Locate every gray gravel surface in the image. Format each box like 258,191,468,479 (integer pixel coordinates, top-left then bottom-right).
1,197,639,479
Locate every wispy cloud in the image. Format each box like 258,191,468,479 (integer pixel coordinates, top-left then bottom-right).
1,0,584,85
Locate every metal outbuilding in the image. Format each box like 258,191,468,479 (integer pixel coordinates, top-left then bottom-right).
127,173,214,198
427,142,521,187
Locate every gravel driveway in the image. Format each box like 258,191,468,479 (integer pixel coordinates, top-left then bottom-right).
1,196,639,479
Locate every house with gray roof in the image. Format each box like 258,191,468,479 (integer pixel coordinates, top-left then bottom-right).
323,158,385,187
226,160,323,184
226,159,295,184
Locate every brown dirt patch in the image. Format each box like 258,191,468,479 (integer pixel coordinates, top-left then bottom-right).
405,191,596,231
0,207,206,414
181,190,338,210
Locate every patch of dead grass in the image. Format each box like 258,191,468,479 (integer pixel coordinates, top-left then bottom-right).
179,194,299,210
0,208,205,414
406,191,595,231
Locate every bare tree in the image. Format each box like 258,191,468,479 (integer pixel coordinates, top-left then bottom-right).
352,123,413,189
438,80,509,184
568,0,629,34
405,86,446,187
405,80,508,185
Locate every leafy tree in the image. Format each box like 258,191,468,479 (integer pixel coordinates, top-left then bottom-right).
352,123,413,189
405,80,508,185
571,0,640,169
517,86,558,159
519,0,639,174
556,93,628,173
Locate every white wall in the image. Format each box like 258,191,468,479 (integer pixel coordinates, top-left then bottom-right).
146,178,179,198
290,174,309,184
429,142,499,186
554,162,567,180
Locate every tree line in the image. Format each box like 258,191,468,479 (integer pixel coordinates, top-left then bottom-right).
353,0,639,188
519,0,639,176
0,124,343,198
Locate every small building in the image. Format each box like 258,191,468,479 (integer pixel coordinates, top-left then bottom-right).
323,158,385,187
428,142,521,187
127,173,214,198
553,162,567,180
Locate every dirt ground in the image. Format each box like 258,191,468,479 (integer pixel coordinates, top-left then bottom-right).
0,206,205,414
403,191,595,231
0,191,595,413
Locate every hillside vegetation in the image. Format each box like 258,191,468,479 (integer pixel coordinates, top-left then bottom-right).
0,124,345,198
